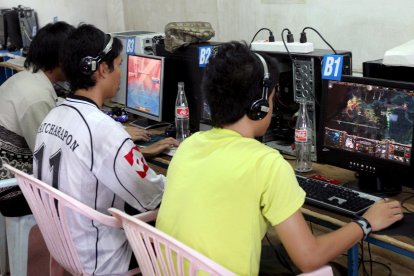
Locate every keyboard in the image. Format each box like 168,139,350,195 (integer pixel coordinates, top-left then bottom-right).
296,175,382,217
163,147,177,157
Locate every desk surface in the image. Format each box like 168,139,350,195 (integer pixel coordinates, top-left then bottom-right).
286,158,414,253
0,60,25,72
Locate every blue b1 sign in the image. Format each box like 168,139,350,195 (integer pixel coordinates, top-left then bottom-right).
126,38,135,55
199,46,213,67
322,55,343,80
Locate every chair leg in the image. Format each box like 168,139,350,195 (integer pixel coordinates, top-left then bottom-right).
50,257,65,276
5,215,36,276
0,213,8,276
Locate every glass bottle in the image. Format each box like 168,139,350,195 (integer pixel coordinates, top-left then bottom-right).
295,100,313,172
175,82,190,143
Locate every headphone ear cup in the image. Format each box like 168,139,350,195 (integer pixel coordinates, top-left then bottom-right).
248,98,270,120
80,56,97,75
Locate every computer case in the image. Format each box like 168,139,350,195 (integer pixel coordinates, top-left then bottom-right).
3,9,21,51
363,59,414,83
154,42,222,131
257,49,353,160
110,31,164,105
17,7,38,51
0,9,10,49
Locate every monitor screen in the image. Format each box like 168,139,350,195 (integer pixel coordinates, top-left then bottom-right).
125,54,165,126
318,76,414,195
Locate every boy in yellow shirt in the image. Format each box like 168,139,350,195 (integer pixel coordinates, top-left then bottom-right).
156,41,403,275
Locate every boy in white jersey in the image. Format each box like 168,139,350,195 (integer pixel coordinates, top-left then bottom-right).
33,24,178,275
156,42,403,275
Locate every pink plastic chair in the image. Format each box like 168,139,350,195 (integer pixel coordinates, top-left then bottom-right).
298,265,333,275
109,207,237,276
4,164,139,276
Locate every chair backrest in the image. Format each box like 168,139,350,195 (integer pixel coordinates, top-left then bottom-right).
109,208,237,276
4,164,122,276
298,265,333,276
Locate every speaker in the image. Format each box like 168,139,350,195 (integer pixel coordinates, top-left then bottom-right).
247,53,271,121
79,34,113,75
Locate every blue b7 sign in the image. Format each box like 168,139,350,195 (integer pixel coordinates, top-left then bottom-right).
322,55,344,81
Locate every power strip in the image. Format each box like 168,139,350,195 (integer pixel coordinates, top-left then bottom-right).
251,40,314,53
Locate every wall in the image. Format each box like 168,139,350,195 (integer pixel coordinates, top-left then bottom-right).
123,0,414,72
1,0,125,33
3,0,413,72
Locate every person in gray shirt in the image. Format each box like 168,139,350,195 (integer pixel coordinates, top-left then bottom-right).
0,21,74,217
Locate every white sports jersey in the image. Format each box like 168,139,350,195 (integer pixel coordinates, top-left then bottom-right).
33,96,165,275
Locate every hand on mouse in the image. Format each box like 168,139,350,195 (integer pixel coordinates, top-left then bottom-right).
362,199,404,231
140,137,179,157
125,126,151,141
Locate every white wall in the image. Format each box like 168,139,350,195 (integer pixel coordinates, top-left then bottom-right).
4,0,414,72
1,0,125,33
123,0,414,72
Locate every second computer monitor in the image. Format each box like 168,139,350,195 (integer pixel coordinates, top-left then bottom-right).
318,76,414,195
125,53,167,129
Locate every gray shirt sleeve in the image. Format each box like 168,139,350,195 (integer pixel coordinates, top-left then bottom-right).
20,99,55,151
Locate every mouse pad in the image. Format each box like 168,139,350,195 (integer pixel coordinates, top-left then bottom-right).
374,213,414,238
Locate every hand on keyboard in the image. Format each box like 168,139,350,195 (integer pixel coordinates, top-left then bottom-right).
140,137,179,157
125,126,151,142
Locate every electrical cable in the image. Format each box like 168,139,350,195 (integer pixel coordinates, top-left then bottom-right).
359,242,369,276
361,260,392,276
368,243,373,275
281,28,294,61
346,244,393,276
401,194,414,213
249,28,275,49
301,26,337,54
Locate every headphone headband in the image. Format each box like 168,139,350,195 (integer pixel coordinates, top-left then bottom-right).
101,34,113,56
247,53,271,121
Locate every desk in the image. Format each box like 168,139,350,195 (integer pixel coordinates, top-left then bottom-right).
287,160,414,276
145,142,414,275
0,54,24,84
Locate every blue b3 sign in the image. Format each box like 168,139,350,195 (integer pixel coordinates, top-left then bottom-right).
126,38,135,55
322,54,343,81
199,46,213,67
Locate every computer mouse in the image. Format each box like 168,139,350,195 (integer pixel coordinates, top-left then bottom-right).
164,124,176,138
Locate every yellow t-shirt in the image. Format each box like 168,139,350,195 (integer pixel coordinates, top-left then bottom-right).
156,128,305,275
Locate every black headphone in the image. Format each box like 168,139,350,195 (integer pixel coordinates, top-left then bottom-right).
79,34,114,75
247,53,271,121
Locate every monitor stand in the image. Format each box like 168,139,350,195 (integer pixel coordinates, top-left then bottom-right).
129,117,170,130
343,172,402,197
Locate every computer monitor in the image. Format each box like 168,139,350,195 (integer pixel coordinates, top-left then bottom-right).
125,53,169,129
317,76,414,195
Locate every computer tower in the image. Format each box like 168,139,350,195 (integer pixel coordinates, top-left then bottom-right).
154,42,222,131
363,59,414,83
110,31,164,105
17,7,38,51
0,9,10,50
256,49,353,160
3,9,22,51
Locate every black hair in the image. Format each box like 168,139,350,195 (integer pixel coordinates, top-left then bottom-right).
201,41,279,127
60,24,123,92
24,21,75,73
